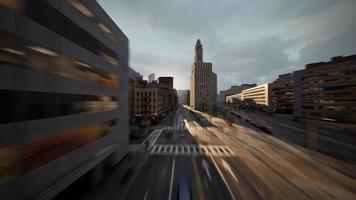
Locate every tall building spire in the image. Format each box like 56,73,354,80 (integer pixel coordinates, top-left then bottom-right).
195,39,203,62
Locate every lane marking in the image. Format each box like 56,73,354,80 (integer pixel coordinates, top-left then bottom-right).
142,129,159,145
143,189,149,200
202,159,212,181
151,145,157,153
210,156,237,200
192,157,205,200
151,129,163,146
168,158,175,200
222,159,239,183
151,145,235,157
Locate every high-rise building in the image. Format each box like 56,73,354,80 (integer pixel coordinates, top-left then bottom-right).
148,73,155,83
158,76,173,88
0,1,129,199
190,39,217,111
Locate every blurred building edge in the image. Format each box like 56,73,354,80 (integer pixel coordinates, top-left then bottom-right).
295,55,356,124
270,73,294,114
0,0,129,199
129,74,178,126
148,73,155,83
177,90,190,105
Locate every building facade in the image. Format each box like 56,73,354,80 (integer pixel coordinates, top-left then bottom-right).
130,76,177,123
241,84,271,106
190,39,217,111
226,93,242,104
186,90,190,106
148,73,155,83
177,90,189,105
293,69,305,117
158,76,173,88
271,73,294,113
0,1,129,199
298,55,356,123
220,84,257,103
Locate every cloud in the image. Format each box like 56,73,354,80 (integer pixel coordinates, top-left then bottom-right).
295,1,356,63
212,36,300,87
130,52,191,89
99,0,356,91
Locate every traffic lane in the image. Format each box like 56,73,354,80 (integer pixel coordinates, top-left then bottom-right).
186,107,356,198
125,155,173,200
174,156,200,200
206,127,312,199
194,156,233,200
155,129,200,145
209,125,356,199
194,116,263,199
184,115,267,199
222,124,356,198
211,156,264,200
172,155,233,200
184,108,265,199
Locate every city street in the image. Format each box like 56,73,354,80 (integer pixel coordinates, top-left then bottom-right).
58,106,356,200
1,2,355,200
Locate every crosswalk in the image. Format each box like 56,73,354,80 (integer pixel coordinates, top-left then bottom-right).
163,125,206,131
187,126,205,131
164,125,187,131
150,144,235,157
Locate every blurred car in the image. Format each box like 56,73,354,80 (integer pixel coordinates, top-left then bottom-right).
177,176,191,200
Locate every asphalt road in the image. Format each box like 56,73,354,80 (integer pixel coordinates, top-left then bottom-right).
56,106,356,200
125,107,232,200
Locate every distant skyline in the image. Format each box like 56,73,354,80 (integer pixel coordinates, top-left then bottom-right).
99,0,356,91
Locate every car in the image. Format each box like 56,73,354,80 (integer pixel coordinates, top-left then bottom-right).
177,176,191,200
180,132,185,137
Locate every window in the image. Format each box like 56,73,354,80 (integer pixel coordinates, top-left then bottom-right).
0,0,24,12
0,31,118,88
0,90,118,124
0,119,117,183
24,0,118,65
68,0,118,44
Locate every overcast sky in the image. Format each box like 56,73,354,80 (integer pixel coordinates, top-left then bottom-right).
99,0,356,91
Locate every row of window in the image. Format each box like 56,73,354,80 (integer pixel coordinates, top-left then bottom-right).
135,105,157,109
0,31,118,88
0,0,119,66
136,99,157,103
136,92,157,96
0,119,117,183
0,89,118,124
68,0,118,44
